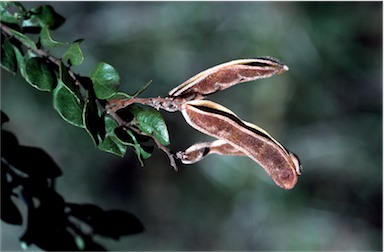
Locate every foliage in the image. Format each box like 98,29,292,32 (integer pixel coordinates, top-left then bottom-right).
1,111,144,251
0,1,170,161
0,2,166,250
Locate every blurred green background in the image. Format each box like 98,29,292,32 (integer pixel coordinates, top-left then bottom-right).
1,2,382,251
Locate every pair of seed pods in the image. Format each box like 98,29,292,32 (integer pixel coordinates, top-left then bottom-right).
169,57,302,190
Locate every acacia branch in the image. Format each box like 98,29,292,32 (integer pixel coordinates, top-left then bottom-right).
1,21,179,170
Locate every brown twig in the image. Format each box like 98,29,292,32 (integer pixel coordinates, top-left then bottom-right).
106,96,189,113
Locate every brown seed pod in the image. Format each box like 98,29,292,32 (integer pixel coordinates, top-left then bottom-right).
169,57,288,98
180,100,302,190
177,139,245,164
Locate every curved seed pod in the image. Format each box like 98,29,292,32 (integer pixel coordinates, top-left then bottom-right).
169,57,289,97
178,139,302,178
177,139,245,164
180,100,302,190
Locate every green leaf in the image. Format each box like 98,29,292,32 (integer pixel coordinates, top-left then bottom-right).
0,2,26,24
53,80,84,127
99,136,127,157
98,117,127,157
1,35,17,74
7,28,37,50
63,41,84,66
126,130,152,160
25,57,57,91
14,48,32,80
22,5,65,31
129,106,170,146
39,26,66,48
115,128,152,166
91,62,120,99
58,61,82,99
83,90,105,146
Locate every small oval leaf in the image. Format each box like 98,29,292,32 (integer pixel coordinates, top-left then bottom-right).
53,80,84,127
99,135,127,157
129,106,170,146
40,26,66,48
25,57,57,91
7,28,37,50
22,5,65,31
98,117,126,157
14,47,31,81
0,2,26,24
83,90,105,146
58,62,83,100
63,41,83,66
35,5,65,29
91,62,120,99
115,128,151,166
1,35,17,74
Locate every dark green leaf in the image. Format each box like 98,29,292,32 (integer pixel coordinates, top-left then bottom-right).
99,132,126,157
53,80,84,127
129,106,170,146
115,106,134,122
13,46,29,80
25,57,57,91
39,26,65,48
63,41,83,66
91,62,120,99
22,5,65,31
83,90,105,146
7,28,37,49
126,130,152,160
1,35,17,74
58,62,82,99
0,2,26,24
98,117,126,156
115,128,151,166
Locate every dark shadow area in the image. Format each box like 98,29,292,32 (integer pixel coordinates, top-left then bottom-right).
1,110,144,251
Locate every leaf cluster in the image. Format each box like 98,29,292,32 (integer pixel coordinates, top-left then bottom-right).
1,111,144,251
0,1,170,162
